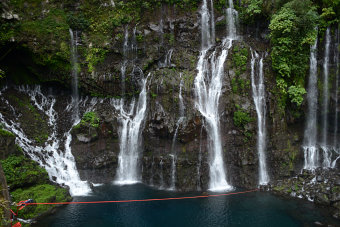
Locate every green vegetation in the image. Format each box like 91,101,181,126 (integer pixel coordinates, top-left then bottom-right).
74,111,100,129
233,105,253,129
0,128,15,138
240,0,264,23
1,155,49,190
269,0,318,108
1,153,71,221
231,45,250,95
232,45,248,76
11,184,71,220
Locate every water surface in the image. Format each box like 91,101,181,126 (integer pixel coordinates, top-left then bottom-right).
34,184,339,227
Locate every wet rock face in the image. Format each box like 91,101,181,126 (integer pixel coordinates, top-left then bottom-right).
70,104,121,184
271,168,340,219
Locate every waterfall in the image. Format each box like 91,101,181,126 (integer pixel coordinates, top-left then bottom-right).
334,29,339,149
196,124,204,191
0,86,91,196
194,0,236,191
250,50,269,185
121,28,129,94
159,157,164,189
69,28,80,121
210,0,215,45
226,0,238,39
112,76,148,185
333,29,340,168
303,39,319,170
321,28,332,167
159,49,174,68
169,76,185,190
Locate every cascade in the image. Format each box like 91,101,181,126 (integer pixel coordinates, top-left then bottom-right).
303,39,319,170
250,50,269,185
112,76,148,185
159,49,173,68
321,28,331,167
333,29,340,167
334,29,339,149
0,86,90,196
194,0,236,191
69,28,80,121
159,157,164,189
226,0,238,39
121,28,129,94
169,76,185,190
196,124,204,191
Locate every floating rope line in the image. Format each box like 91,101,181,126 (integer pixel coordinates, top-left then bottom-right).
26,188,259,205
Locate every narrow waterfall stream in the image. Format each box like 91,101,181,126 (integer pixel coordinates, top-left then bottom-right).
250,50,269,185
69,28,80,121
169,76,185,190
321,28,331,167
303,39,319,170
113,77,148,184
0,86,91,196
194,0,237,191
121,27,129,94
333,29,340,167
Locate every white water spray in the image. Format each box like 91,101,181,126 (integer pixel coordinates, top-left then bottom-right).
194,0,236,191
69,28,80,121
0,86,91,196
113,76,148,184
169,77,185,190
251,50,269,185
303,39,319,170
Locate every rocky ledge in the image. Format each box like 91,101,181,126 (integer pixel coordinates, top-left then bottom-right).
269,168,340,220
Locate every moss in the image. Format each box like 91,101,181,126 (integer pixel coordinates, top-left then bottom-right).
11,184,71,220
332,186,340,193
0,155,49,190
233,109,253,129
273,185,285,192
74,111,100,129
0,129,15,137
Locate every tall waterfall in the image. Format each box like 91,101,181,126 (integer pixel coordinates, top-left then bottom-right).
251,50,269,185
194,0,236,191
169,76,185,190
303,39,319,170
226,0,238,39
69,28,80,121
0,86,91,196
334,29,339,149
321,28,332,167
113,76,148,184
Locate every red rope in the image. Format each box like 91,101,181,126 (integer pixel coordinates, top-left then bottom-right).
25,189,259,205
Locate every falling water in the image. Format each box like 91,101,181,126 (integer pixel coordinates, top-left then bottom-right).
334,29,339,149
303,39,319,170
226,0,238,39
321,28,331,167
0,86,91,196
159,49,173,68
69,28,80,121
196,124,204,190
251,50,269,185
194,0,235,191
121,28,129,94
169,76,185,190
113,76,148,184
210,0,215,45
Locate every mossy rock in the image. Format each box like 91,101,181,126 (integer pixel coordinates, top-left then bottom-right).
0,155,49,190
11,184,71,220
